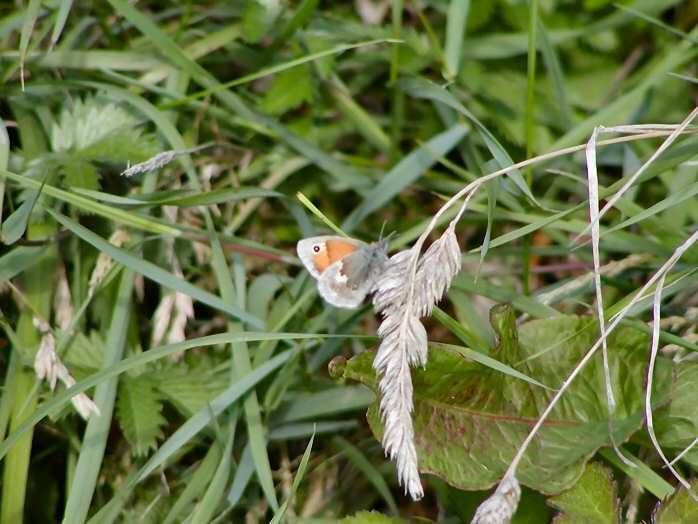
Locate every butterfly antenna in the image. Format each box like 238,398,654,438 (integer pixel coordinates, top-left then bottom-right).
379,220,388,240
379,230,396,251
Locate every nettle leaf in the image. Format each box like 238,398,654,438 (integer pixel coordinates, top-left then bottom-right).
653,480,698,524
63,331,105,377
260,65,314,116
117,374,166,457
547,462,620,524
335,304,674,494
49,96,157,189
61,156,99,190
155,369,228,417
53,97,135,151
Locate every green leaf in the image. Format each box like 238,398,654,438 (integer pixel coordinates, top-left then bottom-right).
547,462,620,524
0,246,46,281
155,370,228,417
335,304,673,494
242,0,281,43
64,331,105,373
443,0,470,80
61,156,99,190
260,64,314,116
654,362,698,451
654,480,698,524
51,96,155,156
339,511,410,524
1,189,40,244
117,374,166,457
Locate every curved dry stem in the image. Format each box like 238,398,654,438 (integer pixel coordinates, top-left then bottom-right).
646,273,696,498
585,126,636,468
500,228,698,482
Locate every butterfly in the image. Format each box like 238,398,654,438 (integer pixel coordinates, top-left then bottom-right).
297,236,389,308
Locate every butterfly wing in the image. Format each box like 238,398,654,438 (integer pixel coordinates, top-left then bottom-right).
317,259,374,308
297,236,364,279
316,245,388,308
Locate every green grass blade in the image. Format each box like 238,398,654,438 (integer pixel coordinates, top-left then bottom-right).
296,192,347,236
430,342,552,390
62,270,133,524
550,24,698,150
226,443,254,506
398,78,539,205
525,0,539,160
1,190,39,244
0,169,180,236
537,17,573,129
228,256,279,511
162,443,223,524
329,76,391,153
189,431,233,524
178,38,401,104
599,447,674,499
432,306,489,354
602,180,698,237
18,0,42,87
443,0,470,80
271,0,320,48
275,386,375,425
49,211,264,328
0,117,7,225
49,0,74,48
342,123,469,231
85,347,299,523
616,3,698,45
0,334,333,463
269,430,315,524
0,246,46,282
333,436,399,515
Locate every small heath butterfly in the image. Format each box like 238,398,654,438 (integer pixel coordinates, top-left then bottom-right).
297,236,389,308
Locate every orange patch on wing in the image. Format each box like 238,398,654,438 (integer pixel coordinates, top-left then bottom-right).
313,240,358,273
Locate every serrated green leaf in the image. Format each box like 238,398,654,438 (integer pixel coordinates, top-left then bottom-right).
64,331,105,374
336,304,674,494
61,156,99,190
654,480,698,524
117,374,166,457
51,97,137,152
547,462,620,524
261,64,314,116
156,370,228,417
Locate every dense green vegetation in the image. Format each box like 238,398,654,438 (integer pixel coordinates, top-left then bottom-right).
1,1,698,523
